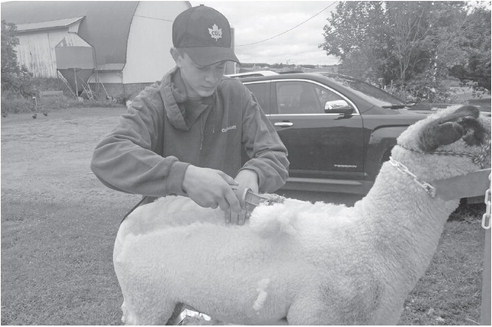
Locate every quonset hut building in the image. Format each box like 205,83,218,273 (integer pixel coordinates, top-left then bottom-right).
1,1,230,100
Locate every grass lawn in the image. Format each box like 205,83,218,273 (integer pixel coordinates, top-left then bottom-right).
1,107,489,325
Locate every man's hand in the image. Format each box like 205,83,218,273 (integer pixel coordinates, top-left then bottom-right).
182,165,242,224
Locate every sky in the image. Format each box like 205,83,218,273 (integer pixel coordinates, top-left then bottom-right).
190,1,341,66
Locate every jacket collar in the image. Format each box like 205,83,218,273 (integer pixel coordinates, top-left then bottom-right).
159,67,214,131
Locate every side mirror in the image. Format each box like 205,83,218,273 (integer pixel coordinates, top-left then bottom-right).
324,100,353,115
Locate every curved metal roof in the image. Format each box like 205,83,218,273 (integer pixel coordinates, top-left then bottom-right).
1,1,139,66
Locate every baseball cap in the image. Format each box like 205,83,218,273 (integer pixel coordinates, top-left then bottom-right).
173,5,240,66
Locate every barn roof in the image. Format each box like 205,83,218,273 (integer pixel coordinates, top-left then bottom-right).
16,17,85,33
1,1,139,67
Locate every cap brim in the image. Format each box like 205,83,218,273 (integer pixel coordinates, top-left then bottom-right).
180,47,240,66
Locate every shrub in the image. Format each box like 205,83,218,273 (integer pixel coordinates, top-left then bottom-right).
1,76,125,115
1,91,35,114
2,93,124,115
30,77,70,96
36,96,122,111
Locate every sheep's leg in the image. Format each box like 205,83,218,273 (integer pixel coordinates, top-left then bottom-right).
286,292,364,325
121,296,176,325
287,279,382,325
124,304,176,325
286,295,340,325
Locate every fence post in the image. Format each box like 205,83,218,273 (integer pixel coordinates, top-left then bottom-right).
481,228,490,325
481,175,491,325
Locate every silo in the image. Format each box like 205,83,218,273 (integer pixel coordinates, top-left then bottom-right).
55,34,95,96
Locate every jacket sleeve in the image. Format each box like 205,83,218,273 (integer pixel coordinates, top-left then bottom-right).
90,88,189,197
239,87,290,193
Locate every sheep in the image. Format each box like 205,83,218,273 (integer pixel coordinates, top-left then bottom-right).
113,105,491,325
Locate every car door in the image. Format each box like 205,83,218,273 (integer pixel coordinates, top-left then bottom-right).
268,79,365,181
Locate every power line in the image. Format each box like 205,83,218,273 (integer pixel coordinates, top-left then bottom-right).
237,3,336,47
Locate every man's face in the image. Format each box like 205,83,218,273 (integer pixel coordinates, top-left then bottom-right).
176,51,226,98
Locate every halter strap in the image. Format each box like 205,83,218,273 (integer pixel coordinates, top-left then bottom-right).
395,142,490,169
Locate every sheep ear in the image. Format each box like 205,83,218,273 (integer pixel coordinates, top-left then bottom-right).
418,105,483,152
446,105,480,120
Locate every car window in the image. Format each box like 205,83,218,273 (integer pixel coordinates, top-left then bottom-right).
319,73,405,106
244,83,270,114
314,87,350,113
275,81,345,114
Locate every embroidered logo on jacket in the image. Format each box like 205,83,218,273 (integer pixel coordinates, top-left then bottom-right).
221,125,237,133
208,24,222,41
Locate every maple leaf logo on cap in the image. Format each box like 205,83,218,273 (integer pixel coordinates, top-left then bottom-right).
208,24,222,41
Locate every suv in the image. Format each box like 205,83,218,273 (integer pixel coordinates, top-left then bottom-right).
235,72,429,195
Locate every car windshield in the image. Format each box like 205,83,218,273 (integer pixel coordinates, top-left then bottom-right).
319,73,406,107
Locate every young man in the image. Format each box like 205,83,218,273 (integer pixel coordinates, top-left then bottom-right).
91,5,289,225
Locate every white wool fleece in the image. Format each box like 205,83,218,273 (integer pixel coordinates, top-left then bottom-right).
115,197,373,324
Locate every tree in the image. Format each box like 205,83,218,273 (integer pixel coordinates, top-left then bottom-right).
1,20,34,97
320,1,490,101
449,7,491,90
1,20,20,82
320,1,390,81
386,2,472,101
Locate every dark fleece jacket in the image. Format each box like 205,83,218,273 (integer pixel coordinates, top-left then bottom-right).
91,67,289,200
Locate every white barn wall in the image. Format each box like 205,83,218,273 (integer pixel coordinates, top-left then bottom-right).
16,29,69,78
122,1,189,84
15,19,84,78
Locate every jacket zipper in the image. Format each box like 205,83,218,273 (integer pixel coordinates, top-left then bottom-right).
200,106,215,151
200,114,204,151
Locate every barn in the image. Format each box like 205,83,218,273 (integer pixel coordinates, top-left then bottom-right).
1,1,238,100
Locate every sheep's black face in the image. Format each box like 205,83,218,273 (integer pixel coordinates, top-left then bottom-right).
417,105,488,152
395,105,490,177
